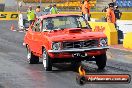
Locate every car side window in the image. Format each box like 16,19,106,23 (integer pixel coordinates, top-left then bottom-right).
32,19,41,32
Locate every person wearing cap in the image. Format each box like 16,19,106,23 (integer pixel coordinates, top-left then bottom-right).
106,3,116,24
35,6,43,18
50,4,59,14
27,6,36,25
83,0,91,21
114,6,122,20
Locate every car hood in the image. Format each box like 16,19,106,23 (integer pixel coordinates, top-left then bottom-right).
43,28,106,42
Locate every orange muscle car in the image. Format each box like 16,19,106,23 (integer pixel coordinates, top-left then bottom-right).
23,14,109,71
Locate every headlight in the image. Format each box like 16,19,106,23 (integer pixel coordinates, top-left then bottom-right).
52,42,61,50
99,38,108,47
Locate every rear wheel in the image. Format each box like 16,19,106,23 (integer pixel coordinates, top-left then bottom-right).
95,54,107,70
42,48,52,71
27,46,39,64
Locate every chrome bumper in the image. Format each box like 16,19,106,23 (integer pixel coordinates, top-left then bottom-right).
48,47,109,53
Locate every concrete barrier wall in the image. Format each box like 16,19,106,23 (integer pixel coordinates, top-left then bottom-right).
88,22,118,45
0,12,132,20
123,32,132,49
116,20,132,34
0,12,19,20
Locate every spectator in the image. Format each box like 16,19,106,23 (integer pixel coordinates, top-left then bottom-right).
35,6,43,18
106,3,116,24
18,11,24,30
80,0,85,17
83,0,91,21
43,4,52,15
27,6,36,25
50,3,59,14
114,6,122,20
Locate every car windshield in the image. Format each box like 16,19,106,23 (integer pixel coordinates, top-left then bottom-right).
42,16,91,31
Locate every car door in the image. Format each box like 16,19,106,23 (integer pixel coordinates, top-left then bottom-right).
30,19,43,55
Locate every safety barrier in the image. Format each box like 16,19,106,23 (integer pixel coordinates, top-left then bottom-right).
88,22,118,45
116,20,132,43
123,32,132,49
1,12,132,20
0,12,19,20
121,12,132,20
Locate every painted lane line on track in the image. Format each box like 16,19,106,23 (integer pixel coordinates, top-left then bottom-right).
110,47,132,53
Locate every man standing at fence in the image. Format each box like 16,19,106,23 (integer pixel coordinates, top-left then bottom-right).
106,3,116,24
50,3,59,14
83,0,91,21
27,6,36,25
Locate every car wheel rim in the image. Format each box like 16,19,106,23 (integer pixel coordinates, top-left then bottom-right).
27,49,31,61
43,50,47,69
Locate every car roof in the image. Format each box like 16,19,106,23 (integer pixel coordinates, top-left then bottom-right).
39,14,80,19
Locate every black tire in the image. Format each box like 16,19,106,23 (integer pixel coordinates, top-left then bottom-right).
42,48,52,71
27,46,39,64
71,60,81,71
95,54,107,70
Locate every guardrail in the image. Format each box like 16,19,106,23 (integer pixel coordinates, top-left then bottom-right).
0,12,19,20
0,12,132,20
123,32,132,49
88,22,118,45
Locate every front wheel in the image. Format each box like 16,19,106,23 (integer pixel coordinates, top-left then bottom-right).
42,48,52,71
95,54,107,70
27,46,39,64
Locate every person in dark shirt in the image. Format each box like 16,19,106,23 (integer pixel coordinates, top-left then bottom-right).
114,6,123,44
114,6,122,20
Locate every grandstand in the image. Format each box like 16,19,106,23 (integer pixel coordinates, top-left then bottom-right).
116,0,132,8
23,0,97,11
56,0,97,9
23,0,97,7
15,0,132,12
96,0,132,12
23,0,63,3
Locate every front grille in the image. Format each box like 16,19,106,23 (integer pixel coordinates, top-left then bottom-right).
63,40,98,49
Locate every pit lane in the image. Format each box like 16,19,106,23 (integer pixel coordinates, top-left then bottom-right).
0,21,131,88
